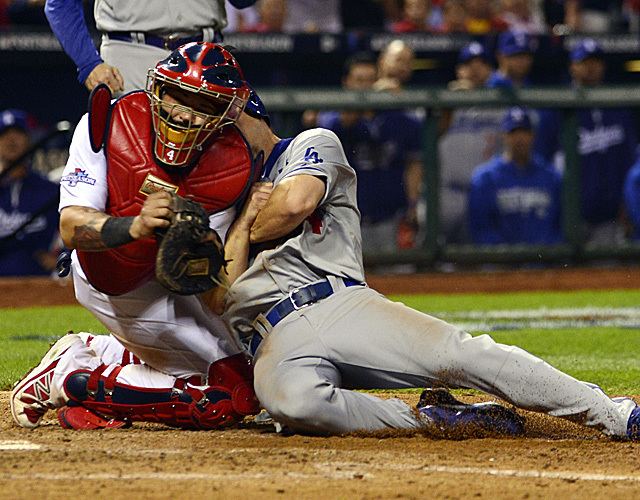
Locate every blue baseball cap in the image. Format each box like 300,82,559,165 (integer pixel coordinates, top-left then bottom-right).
570,38,604,62
497,31,535,56
458,41,489,64
501,106,533,132
0,109,29,136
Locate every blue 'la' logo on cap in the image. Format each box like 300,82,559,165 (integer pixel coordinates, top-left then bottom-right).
510,108,525,121
1,112,15,127
468,42,483,55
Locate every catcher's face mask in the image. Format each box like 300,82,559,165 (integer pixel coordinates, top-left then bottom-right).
147,42,250,168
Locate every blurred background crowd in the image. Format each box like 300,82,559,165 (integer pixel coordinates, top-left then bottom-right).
2,0,640,35
1,0,640,276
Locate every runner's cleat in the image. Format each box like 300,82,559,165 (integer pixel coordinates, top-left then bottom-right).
627,406,640,440
417,388,525,437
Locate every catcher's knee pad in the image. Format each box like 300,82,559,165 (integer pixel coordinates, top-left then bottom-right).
208,353,260,416
63,365,244,429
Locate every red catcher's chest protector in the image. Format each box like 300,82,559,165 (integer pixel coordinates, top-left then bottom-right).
77,90,256,295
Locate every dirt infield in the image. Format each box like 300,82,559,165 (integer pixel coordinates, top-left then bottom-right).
1,392,639,499
1,268,640,499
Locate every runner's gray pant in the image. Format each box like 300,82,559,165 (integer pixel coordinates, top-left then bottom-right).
253,287,635,436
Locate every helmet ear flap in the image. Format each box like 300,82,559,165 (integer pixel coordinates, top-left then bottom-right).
244,85,269,124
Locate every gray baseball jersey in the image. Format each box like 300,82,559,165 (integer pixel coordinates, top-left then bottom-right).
224,128,364,337
224,128,636,437
94,0,228,33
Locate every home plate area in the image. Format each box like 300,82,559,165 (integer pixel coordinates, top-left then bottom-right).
1,391,639,499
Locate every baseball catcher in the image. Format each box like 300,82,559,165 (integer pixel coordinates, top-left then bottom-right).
11,42,265,430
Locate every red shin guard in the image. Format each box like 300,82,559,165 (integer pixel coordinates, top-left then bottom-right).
62,363,252,430
207,353,260,416
57,405,130,430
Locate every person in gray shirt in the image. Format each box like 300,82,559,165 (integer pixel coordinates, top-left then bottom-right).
45,0,257,94
439,41,503,243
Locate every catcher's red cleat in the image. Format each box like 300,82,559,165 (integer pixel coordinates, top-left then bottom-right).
57,405,130,430
10,334,84,429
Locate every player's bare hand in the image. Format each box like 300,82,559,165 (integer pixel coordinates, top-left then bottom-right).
130,191,173,239
85,63,125,93
236,182,273,230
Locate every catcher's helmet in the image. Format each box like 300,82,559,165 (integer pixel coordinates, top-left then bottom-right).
146,42,250,168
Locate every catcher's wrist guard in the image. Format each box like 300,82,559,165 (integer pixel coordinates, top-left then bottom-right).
101,216,135,248
155,193,227,295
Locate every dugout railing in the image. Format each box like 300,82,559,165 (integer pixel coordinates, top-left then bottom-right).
257,86,640,268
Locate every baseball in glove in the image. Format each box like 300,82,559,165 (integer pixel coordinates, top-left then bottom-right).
155,193,226,295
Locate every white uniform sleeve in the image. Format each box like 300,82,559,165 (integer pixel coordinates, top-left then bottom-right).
59,114,108,213
208,206,236,244
275,129,348,203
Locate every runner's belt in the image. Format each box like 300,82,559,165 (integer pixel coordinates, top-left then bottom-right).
249,277,365,355
105,29,222,51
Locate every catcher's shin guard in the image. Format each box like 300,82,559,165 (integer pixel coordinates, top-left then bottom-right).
63,365,244,429
57,405,130,430
207,353,260,416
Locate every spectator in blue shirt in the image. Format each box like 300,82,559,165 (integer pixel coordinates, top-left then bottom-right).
623,156,640,241
486,30,536,90
315,52,423,253
0,109,60,276
534,38,638,245
447,40,494,91
468,106,562,245
312,53,378,194
315,52,378,135
361,110,423,251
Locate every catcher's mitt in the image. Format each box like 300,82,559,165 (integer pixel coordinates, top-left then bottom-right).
155,193,226,295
